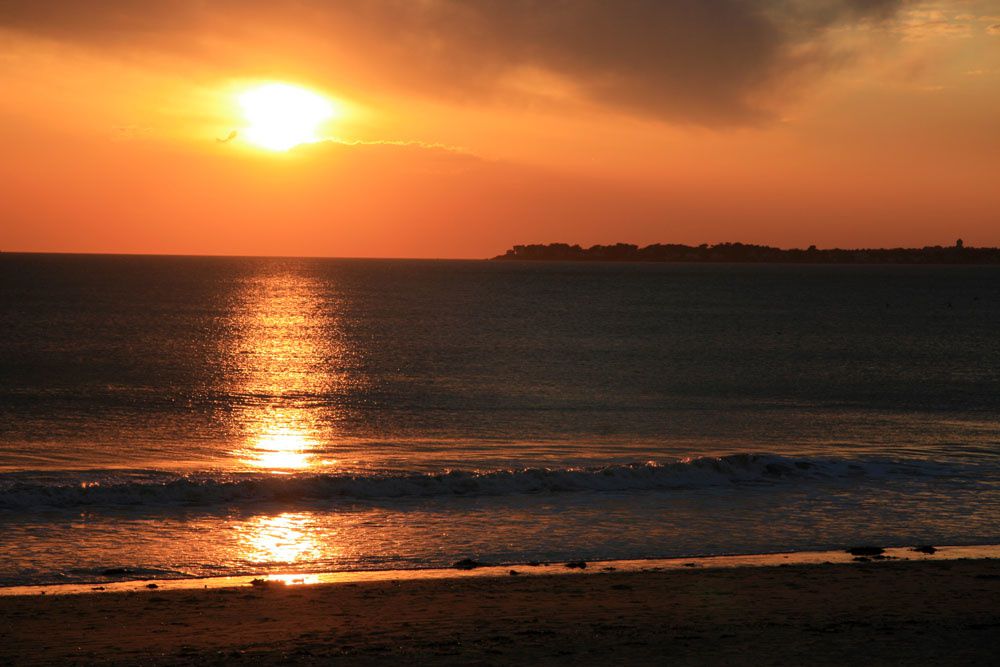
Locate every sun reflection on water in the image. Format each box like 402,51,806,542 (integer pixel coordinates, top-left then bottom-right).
212,264,362,581
223,264,351,474
243,431,315,470
237,512,329,566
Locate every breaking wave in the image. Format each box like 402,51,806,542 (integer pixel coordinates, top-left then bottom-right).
0,454,958,511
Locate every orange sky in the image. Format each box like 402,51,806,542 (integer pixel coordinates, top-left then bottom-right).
1,1,998,258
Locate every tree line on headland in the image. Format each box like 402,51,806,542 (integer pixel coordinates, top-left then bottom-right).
492,240,1000,264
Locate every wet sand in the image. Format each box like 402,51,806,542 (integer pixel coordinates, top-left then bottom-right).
3,558,999,665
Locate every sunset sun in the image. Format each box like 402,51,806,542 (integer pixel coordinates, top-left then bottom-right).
238,83,335,151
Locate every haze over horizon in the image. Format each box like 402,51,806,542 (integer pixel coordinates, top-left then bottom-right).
2,1,999,258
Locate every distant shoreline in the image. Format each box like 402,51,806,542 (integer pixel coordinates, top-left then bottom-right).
493,241,1000,264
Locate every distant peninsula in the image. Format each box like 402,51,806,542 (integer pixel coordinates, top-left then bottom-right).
492,240,1000,264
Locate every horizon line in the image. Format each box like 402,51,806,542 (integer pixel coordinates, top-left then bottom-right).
2,239,995,262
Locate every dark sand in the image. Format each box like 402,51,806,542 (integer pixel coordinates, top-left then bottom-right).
3,558,999,665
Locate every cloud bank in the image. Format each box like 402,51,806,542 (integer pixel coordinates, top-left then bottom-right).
0,0,911,125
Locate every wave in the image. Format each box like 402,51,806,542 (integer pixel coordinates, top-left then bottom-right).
0,454,958,511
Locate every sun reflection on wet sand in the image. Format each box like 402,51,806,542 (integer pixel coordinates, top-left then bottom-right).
266,573,321,585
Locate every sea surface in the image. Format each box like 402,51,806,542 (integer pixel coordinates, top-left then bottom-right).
1,253,998,586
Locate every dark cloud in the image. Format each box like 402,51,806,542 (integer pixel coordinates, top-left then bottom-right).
0,0,909,125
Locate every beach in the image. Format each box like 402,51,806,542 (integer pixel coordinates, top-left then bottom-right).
3,557,999,665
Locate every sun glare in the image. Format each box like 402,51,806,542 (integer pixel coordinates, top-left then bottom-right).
238,83,335,151
244,431,316,471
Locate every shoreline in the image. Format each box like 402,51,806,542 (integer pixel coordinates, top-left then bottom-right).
3,551,999,665
4,542,998,598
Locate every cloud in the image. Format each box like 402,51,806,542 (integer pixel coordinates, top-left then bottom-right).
290,137,482,175
0,0,911,126
895,9,974,39
988,23,1000,35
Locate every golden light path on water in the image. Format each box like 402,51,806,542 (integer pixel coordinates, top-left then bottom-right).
225,264,347,473
221,264,351,575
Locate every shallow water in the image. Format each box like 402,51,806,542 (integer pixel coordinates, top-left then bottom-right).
1,254,998,585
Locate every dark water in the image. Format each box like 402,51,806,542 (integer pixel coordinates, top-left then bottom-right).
1,254,998,585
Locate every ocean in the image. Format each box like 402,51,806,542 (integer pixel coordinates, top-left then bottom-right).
1,253,998,586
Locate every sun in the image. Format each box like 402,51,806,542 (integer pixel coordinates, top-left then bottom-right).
238,83,335,151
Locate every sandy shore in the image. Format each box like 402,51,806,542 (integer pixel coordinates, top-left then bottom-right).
3,557,999,665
